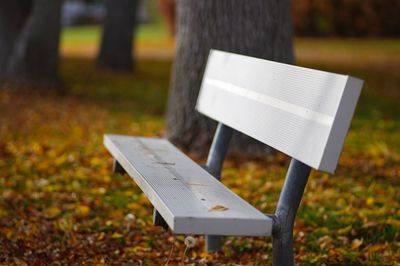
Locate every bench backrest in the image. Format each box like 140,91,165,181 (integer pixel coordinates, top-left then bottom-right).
196,50,363,173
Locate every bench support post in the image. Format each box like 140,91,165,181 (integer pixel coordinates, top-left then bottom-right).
204,123,233,252
113,159,170,231
113,159,126,174
272,159,311,266
153,208,169,230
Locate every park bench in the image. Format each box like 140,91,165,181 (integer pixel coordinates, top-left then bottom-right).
104,50,363,265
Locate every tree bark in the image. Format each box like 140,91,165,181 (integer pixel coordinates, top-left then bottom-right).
6,0,62,87
166,0,295,157
97,0,138,71
0,0,31,84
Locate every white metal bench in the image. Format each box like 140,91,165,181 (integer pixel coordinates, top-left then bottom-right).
104,50,363,265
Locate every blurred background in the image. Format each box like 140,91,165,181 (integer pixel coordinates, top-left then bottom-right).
0,0,399,264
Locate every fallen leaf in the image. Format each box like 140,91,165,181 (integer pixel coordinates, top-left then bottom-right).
75,205,90,217
366,197,374,205
111,233,124,239
337,225,352,235
208,204,229,212
44,206,61,219
127,202,141,210
351,238,363,250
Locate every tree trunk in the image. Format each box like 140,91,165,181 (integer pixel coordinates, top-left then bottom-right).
166,0,295,157
97,0,138,71
0,0,31,84
6,0,62,87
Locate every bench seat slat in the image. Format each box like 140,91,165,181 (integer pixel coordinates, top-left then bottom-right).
104,134,273,236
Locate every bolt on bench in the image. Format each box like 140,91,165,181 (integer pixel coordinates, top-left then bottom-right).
104,50,363,265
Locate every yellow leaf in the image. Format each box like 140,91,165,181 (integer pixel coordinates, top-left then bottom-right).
367,244,386,253
97,232,105,241
56,218,73,232
31,142,43,155
75,205,90,217
123,191,134,196
111,233,124,239
127,202,141,210
351,238,363,250
102,175,111,183
75,169,86,179
386,217,400,227
366,197,374,206
55,155,67,166
44,206,61,219
90,157,102,167
200,251,214,261
337,225,352,235
138,195,150,205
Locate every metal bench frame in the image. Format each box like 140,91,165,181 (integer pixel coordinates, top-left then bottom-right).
196,123,310,265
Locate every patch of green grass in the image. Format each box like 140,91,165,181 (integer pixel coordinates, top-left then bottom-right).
61,26,101,45
105,192,131,209
61,22,168,46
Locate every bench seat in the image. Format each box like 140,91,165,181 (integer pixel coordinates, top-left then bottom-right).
104,134,273,236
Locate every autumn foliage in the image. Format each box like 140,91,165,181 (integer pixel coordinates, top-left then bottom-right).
0,38,400,264
292,0,400,37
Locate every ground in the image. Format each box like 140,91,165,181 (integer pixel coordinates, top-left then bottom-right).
0,24,399,265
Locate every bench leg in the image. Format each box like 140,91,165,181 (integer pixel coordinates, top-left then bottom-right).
204,123,233,253
272,159,311,266
113,159,126,174
153,208,169,230
206,235,224,252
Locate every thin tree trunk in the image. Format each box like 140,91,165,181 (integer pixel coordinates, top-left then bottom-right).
6,0,62,87
166,0,295,157
0,0,31,85
97,0,138,71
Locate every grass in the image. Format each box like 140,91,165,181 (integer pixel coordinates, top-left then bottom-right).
0,25,399,264
62,23,169,45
